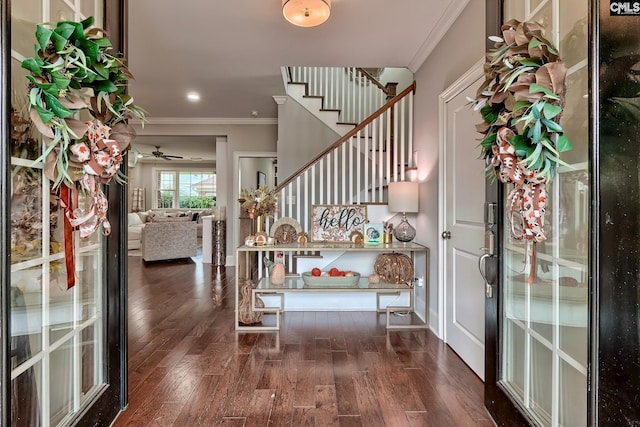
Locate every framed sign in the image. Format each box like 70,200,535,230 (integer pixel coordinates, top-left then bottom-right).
311,204,368,242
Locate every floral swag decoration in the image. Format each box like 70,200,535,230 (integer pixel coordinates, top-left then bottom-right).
22,17,145,287
470,19,572,249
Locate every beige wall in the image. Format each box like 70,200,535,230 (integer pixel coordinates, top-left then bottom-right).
413,0,486,331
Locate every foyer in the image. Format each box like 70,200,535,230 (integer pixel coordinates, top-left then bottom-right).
113,254,492,426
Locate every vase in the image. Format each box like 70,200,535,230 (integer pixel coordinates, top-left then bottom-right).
253,214,265,234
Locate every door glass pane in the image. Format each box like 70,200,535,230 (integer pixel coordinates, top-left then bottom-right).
500,1,588,426
11,165,43,263
11,361,41,426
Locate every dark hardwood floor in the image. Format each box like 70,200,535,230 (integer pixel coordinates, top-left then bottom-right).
113,253,494,426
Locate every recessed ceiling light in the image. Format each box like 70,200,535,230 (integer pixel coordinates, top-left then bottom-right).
187,92,201,102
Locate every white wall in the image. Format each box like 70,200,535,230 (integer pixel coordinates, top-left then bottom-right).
413,0,486,332
277,97,340,179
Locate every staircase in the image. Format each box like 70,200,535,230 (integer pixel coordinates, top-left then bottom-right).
272,66,416,236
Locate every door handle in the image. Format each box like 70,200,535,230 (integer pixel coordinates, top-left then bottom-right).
478,253,491,283
441,230,451,239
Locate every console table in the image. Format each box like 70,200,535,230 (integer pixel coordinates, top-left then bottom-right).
234,242,429,331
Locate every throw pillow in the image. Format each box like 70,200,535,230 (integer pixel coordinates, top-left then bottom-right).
128,212,143,226
138,211,150,223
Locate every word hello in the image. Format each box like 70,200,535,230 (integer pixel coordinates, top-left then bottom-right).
317,207,365,231
610,1,640,15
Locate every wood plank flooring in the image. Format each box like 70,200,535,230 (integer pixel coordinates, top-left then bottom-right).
113,254,494,426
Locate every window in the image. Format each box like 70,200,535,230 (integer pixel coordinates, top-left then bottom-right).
155,169,216,209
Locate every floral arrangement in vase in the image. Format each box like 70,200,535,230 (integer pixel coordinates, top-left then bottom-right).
239,185,278,219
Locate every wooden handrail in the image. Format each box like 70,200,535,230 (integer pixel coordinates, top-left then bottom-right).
273,81,416,194
355,67,389,94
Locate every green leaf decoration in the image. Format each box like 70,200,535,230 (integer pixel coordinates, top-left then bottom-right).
50,31,68,52
480,133,497,149
541,117,563,133
529,83,559,100
34,104,55,123
22,57,43,76
35,25,53,50
53,22,76,40
80,16,95,29
556,133,572,152
543,103,562,119
21,15,145,191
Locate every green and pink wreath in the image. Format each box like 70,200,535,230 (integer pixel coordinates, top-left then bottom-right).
470,19,571,245
21,16,145,287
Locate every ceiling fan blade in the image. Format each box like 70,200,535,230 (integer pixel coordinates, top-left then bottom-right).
163,155,184,159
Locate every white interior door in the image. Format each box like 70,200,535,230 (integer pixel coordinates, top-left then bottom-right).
439,61,486,379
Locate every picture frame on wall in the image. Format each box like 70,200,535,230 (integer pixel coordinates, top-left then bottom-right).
310,204,368,242
257,171,266,187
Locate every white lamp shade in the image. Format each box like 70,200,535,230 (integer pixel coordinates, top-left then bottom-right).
388,181,419,213
282,0,331,27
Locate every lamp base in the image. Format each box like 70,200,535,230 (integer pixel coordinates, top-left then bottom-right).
393,213,416,242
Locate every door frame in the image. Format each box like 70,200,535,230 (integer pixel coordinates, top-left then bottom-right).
437,57,485,341
1,0,10,423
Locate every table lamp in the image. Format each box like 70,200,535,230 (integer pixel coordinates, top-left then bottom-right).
388,181,419,242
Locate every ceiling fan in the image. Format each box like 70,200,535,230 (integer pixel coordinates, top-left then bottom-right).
146,146,184,161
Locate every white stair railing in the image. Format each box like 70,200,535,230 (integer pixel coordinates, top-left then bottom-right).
288,66,390,124
272,82,416,235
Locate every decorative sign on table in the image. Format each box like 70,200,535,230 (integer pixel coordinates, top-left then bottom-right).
311,204,368,242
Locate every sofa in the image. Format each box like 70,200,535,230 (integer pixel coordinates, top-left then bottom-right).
128,208,213,250
141,220,198,262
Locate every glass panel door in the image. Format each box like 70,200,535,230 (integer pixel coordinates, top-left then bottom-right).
9,1,108,425
499,0,589,425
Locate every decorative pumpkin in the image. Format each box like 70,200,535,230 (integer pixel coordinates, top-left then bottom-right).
238,280,264,325
374,253,414,284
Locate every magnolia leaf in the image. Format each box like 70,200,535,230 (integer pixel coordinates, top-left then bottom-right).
93,62,110,79
540,136,560,156
509,134,534,157
110,122,137,150
79,39,100,62
480,133,497,149
80,16,95,29
543,102,562,119
64,117,90,139
50,31,68,52
542,117,563,133
35,25,53,51
30,107,55,136
529,83,559,100
93,37,112,48
43,92,74,118
50,70,71,89
21,57,43,76
53,22,76,40
519,58,542,67
529,38,543,49
59,93,87,109
556,133,572,152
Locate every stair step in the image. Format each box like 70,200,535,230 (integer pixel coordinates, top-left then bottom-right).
336,122,357,127
320,108,340,113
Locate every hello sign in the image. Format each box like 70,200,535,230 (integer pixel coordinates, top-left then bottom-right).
310,204,368,242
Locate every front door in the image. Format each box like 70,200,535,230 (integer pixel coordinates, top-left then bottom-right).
440,61,487,379
484,1,590,425
5,2,127,425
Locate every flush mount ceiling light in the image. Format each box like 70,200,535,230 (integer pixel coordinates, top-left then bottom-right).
282,0,331,27
186,91,201,102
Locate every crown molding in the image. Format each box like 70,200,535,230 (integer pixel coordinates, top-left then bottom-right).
132,117,278,126
408,0,471,73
